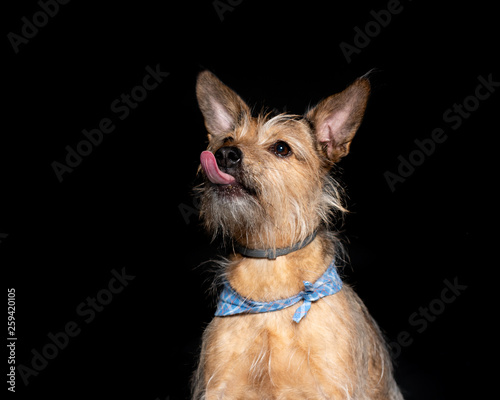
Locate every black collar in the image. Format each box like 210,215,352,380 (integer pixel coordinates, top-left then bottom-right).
234,230,318,260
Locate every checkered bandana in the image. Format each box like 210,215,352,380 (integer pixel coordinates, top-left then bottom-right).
215,260,342,323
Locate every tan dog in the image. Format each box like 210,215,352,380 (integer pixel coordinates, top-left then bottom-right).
192,71,403,400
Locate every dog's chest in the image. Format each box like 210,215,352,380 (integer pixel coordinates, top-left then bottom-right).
204,298,348,398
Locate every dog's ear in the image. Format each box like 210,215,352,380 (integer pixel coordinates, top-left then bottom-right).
196,71,250,138
306,78,370,163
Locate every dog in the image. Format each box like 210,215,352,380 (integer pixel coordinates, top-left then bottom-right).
192,70,403,399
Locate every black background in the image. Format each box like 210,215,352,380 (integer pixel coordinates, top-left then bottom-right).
3,0,497,399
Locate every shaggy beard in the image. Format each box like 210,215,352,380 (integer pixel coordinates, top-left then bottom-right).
198,174,346,251
200,185,267,245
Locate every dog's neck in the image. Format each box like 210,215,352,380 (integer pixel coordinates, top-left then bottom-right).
226,232,334,302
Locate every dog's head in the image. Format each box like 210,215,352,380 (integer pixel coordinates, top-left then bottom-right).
196,71,370,249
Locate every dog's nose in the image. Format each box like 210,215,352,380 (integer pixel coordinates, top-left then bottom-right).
214,146,242,173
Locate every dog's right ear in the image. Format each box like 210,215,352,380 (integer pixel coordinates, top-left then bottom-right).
196,71,250,138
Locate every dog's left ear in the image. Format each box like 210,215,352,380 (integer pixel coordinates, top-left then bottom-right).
306,78,370,163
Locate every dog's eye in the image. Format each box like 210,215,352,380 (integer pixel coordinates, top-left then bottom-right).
272,141,292,157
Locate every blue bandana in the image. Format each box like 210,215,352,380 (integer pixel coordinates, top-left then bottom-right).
215,260,342,323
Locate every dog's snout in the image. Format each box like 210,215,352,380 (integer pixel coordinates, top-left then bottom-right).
214,146,242,172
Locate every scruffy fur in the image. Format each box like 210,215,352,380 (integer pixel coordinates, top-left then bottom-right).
192,71,403,399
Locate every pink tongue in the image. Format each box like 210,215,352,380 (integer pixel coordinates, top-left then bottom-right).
200,151,236,185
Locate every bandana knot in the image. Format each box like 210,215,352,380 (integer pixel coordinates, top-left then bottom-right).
215,260,342,323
